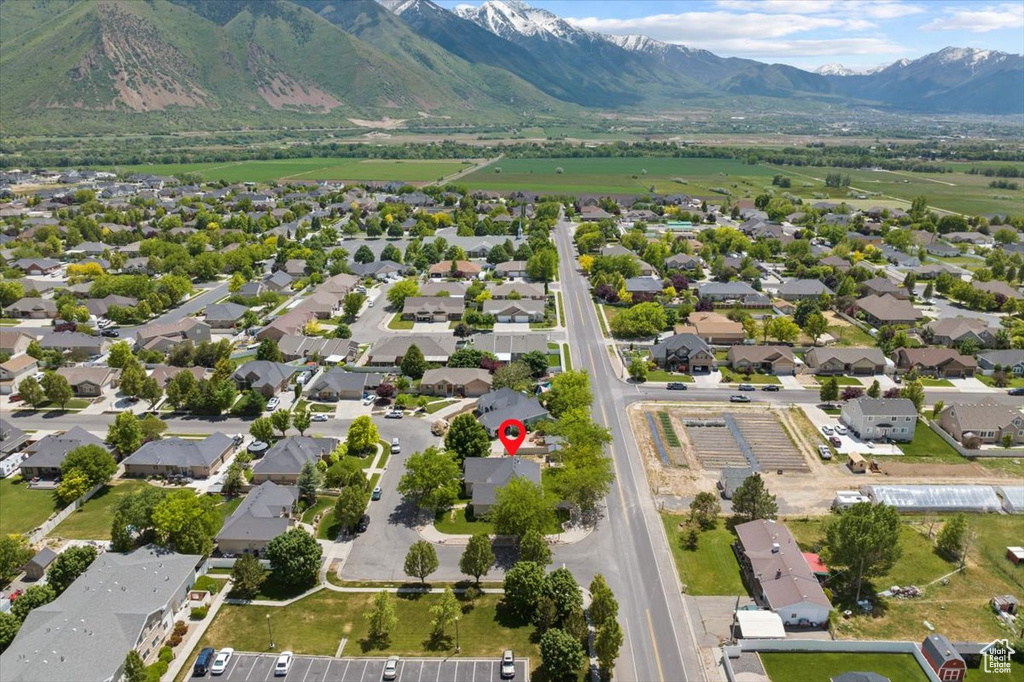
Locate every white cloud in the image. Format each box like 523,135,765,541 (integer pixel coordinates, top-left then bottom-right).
567,11,867,41
714,0,837,13
921,3,1024,32
714,0,923,19
686,37,905,59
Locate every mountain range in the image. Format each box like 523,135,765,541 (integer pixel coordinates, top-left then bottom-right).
0,0,1020,136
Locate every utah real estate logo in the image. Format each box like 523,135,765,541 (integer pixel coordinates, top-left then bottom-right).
982,638,1015,674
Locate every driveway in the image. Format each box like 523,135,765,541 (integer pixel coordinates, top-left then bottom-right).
949,376,995,392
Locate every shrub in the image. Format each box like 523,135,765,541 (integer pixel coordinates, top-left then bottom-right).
172,620,188,637
158,646,174,664
190,606,208,620
168,633,183,647
193,575,220,595
146,660,169,682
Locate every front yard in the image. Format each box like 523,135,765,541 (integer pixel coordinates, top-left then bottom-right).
975,373,1024,388
759,653,930,682
719,367,781,385
660,514,747,596
645,370,695,383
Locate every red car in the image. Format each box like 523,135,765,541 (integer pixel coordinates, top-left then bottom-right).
8,394,21,402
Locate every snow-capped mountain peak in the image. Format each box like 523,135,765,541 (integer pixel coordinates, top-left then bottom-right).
454,0,594,43
814,63,857,76
608,34,667,53
378,0,443,16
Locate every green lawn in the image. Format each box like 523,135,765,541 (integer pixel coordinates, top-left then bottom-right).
760,653,930,682
814,375,862,386
51,480,153,540
975,373,1024,388
300,495,337,525
829,322,876,347
435,506,494,535
917,377,954,387
661,514,747,596
15,398,91,411
595,303,609,335
896,422,964,462
719,367,781,385
556,292,566,326
423,399,456,414
646,370,694,383
0,477,60,536
387,315,414,330
562,344,572,371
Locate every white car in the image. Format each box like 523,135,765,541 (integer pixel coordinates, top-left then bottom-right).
211,648,233,675
274,651,293,677
821,425,834,436
383,656,399,681
817,445,833,461
367,300,374,307
501,650,515,679
266,397,280,411
311,413,329,422
834,425,848,436
391,437,401,454
362,395,375,406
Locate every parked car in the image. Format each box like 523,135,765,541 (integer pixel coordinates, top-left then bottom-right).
311,413,329,422
817,445,833,460
501,650,516,679
362,395,375,406
266,397,280,411
829,436,842,447
738,383,755,391
729,395,751,403
194,647,216,676
274,651,293,677
232,434,244,446
391,437,401,453
371,486,382,501
385,410,403,419
666,382,688,390
211,648,234,676
821,425,834,435
761,384,780,392
8,394,21,402
834,425,848,436
383,656,400,681
367,300,374,307
1009,387,1024,396
100,329,119,337
893,374,902,384
355,514,370,533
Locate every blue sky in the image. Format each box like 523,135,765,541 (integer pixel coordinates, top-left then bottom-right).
439,1,1024,70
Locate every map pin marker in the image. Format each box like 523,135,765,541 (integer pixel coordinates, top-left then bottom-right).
497,419,527,457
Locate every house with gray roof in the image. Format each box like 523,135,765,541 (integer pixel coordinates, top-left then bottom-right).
122,433,234,479
278,335,359,364
855,294,923,327
938,402,1024,446
83,295,138,319
976,349,1024,375
0,545,203,681
926,317,998,348
232,360,297,397
0,417,29,457
490,281,544,300
650,333,715,373
840,398,918,442
464,457,541,515
402,296,464,322
494,260,529,278
476,388,550,437
697,281,758,302
12,257,60,275
367,335,456,366
482,299,545,322
420,281,468,298
252,436,338,484
204,302,248,328
624,277,664,296
19,426,108,480
56,366,119,397
264,270,294,292
308,369,382,401
473,333,548,362
216,481,298,555
860,277,907,299
804,347,887,376
777,279,833,301
921,634,967,682
134,317,211,352
348,260,406,279
8,297,57,319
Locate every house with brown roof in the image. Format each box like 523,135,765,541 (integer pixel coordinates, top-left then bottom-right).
0,354,37,394
419,368,493,398
728,346,796,375
428,260,482,279
56,366,119,397
490,282,545,300
135,318,211,352
804,347,887,375
855,294,923,327
482,299,545,323
293,290,341,320
0,330,34,356
938,402,1024,446
149,365,206,387
926,317,997,348
971,279,1022,301
894,348,977,378
674,311,745,344
820,255,851,272
860,277,908,299
256,309,315,342
7,297,57,319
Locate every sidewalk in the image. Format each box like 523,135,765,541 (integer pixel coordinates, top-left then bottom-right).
416,520,593,546
163,580,232,681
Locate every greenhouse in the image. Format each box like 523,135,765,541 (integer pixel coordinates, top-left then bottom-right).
862,485,1003,512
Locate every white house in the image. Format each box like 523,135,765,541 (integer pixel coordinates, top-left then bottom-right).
840,397,918,442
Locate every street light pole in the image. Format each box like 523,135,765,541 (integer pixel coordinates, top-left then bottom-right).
455,617,460,654
267,613,275,650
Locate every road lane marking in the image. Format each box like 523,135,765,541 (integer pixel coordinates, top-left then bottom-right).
599,402,629,527
647,608,666,682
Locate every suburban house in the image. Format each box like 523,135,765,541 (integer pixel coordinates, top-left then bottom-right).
149,365,206,388
12,257,61,275
251,436,338,484
926,317,998,348
278,336,358,364
83,295,138,319
476,388,550,437
420,281,468,298
135,318,212,352
665,253,702,271
938,403,1024,446
0,417,30,458
263,270,294,292
777,279,833,301
650,333,715,373
464,457,542,516
7,298,57,319
232,361,297,397
204,302,248,329
972,279,1022,301
319,272,360,298
348,260,405,280
216,481,298,555
428,260,482,279
921,634,967,682
490,281,545,300
19,427,108,480
0,546,204,681
697,281,759,303
820,256,851,272
0,330,34,356
733,519,832,627
494,260,529,278
855,294,923,327
56,366,119,397
307,369,382,401
0,354,38,394
256,309,315,342
367,335,456,367
282,259,308,277
860,277,908,299
402,296,464,322
624,277,664,297
293,290,342,319
894,348,977,378
727,346,796,375
122,433,234,479
840,397,918,442
803,347,887,375
474,333,548,362
976,350,1024,375
419,368,493,398
483,299,545,323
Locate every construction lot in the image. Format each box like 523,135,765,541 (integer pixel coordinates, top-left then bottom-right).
213,652,529,682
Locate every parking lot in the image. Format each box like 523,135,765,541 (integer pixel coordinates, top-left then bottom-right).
212,653,529,682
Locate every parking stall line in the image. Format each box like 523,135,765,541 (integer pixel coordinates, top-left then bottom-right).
339,659,350,682
398,660,406,681
435,660,442,682
472,661,477,681
417,660,424,682
360,659,369,682
244,655,259,681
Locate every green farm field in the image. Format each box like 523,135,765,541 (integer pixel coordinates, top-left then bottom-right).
93,158,473,184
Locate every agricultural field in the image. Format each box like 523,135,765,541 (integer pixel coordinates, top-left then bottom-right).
93,158,474,184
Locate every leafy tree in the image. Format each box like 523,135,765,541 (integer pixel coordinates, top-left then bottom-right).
110,485,165,552
106,412,143,455
250,416,275,443
0,611,18,654
519,529,552,566
526,249,559,290
804,313,829,346
17,376,45,408
354,245,375,264
292,403,312,436
55,468,92,506
398,446,461,512
822,502,902,601
326,457,366,490
429,586,460,640
165,369,198,410
628,354,648,382
266,528,322,588
346,415,379,455
342,292,366,320
139,376,163,409
936,513,969,562
404,540,439,584
123,649,146,682
765,315,800,344
0,280,24,308
119,362,147,399
689,491,721,530
444,414,491,461
223,462,245,496
333,485,370,531
10,584,55,621
106,341,134,369
400,344,427,379
731,473,777,523
61,444,116,486
545,370,592,418
866,379,881,399
520,350,550,378
503,560,546,620
387,279,420,309
296,461,323,507
551,450,614,522
152,490,220,555
232,389,267,417
460,534,495,584
539,628,585,682
0,535,33,584
819,376,839,403
271,409,291,437
492,362,533,391
544,567,583,625
375,382,397,401
588,575,618,629
364,591,398,647
255,339,283,362
42,372,73,411
490,478,556,539
230,553,267,599
595,619,624,680
46,545,97,595
900,378,926,412
609,302,666,338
